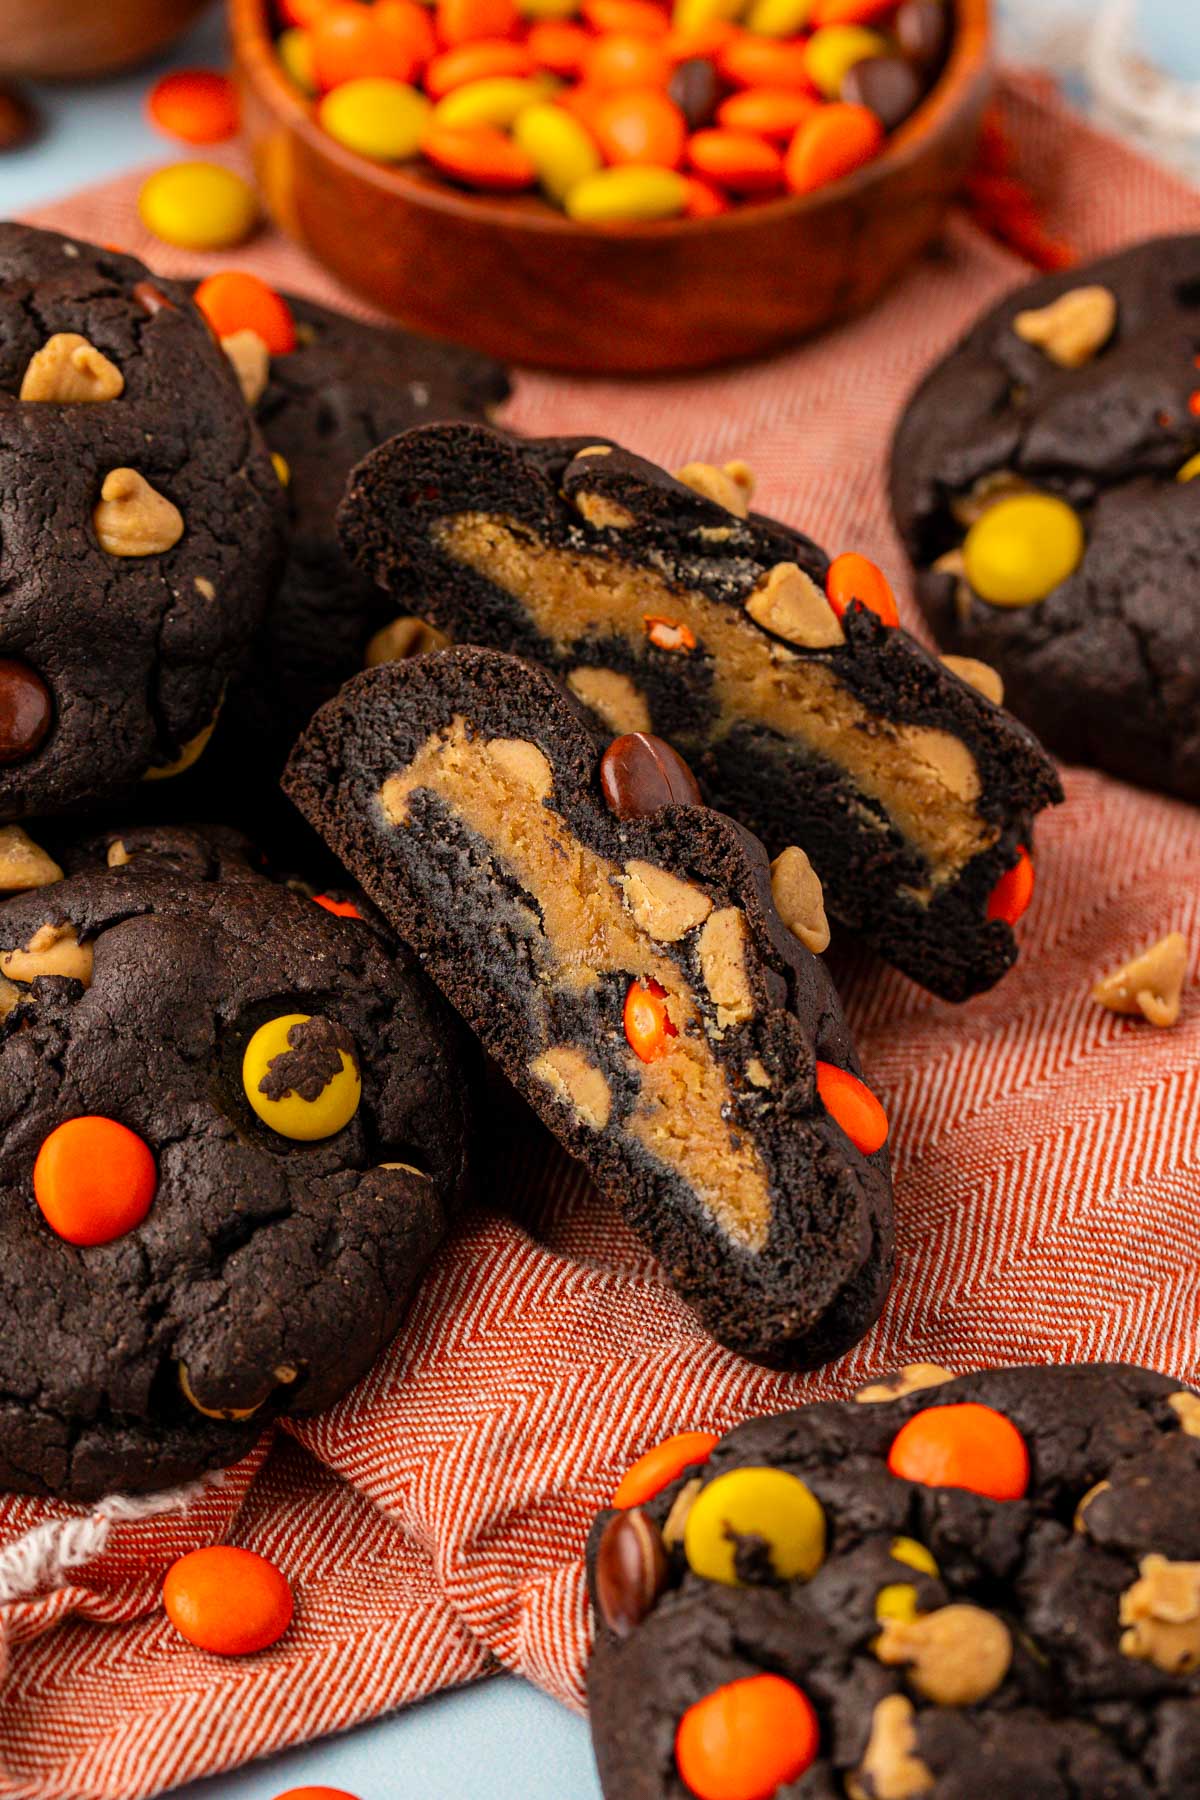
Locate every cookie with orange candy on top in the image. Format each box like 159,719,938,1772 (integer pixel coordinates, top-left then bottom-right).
586,1362,1200,1799
284,645,894,1370
0,823,472,1500
335,423,1062,1001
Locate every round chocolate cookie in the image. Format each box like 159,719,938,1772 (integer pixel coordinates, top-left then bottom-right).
0,224,286,819
587,1363,1200,1799
0,825,473,1499
890,236,1200,803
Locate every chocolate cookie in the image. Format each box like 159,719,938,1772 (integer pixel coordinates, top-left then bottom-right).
336,424,1061,1004
201,287,509,826
0,224,285,818
0,824,472,1499
890,236,1200,805
284,645,893,1370
587,1362,1200,1800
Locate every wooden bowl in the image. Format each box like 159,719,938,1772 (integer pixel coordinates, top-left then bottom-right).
231,0,992,374
0,0,210,79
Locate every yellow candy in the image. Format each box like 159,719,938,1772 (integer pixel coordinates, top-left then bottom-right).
875,1583,919,1624
434,76,555,131
1177,451,1200,482
565,165,687,224
137,163,258,253
746,0,811,37
318,78,431,162
277,26,317,95
672,0,745,32
514,102,600,205
962,493,1085,608
890,1536,938,1577
271,453,291,487
684,1467,826,1587
242,1013,361,1142
804,24,889,99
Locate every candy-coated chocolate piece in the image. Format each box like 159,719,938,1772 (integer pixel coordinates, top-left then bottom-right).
595,1509,669,1634
0,659,52,766
137,162,258,251
962,493,1085,608
437,0,521,49
745,0,812,35
667,57,722,130
600,732,702,817
582,32,672,90
891,1534,938,1575
593,88,687,167
684,1466,826,1585
613,1430,719,1506
675,1674,820,1800
425,39,536,96
895,0,950,71
277,26,318,93
163,1546,294,1655
815,1061,888,1154
195,271,297,354
320,77,431,159
888,1402,1031,1500
825,551,898,626
784,98,883,192
624,977,678,1061
33,1116,157,1246
564,164,687,220
716,86,817,138
986,845,1034,926
433,74,554,128
717,32,813,90
841,52,924,130
803,23,888,98
146,69,239,145
242,1012,362,1140
421,120,538,188
514,101,602,201
687,127,783,194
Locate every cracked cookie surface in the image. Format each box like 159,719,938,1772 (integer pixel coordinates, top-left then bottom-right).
890,235,1200,805
284,645,894,1371
0,224,286,819
336,424,1061,1004
0,825,472,1499
587,1363,1200,1800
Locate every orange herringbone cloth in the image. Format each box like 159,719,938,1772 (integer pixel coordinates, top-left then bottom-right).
3,70,1200,1800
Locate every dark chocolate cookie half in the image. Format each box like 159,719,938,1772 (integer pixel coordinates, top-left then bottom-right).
587,1362,1200,1800
0,224,285,818
890,235,1200,804
335,423,1062,1004
284,644,894,1371
0,824,472,1499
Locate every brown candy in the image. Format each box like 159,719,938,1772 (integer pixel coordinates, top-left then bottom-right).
594,1508,668,1637
895,0,950,72
600,732,701,819
668,58,722,133
842,55,924,132
132,280,176,316
0,659,52,765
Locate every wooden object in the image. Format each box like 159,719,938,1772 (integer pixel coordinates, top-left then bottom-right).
1,0,210,80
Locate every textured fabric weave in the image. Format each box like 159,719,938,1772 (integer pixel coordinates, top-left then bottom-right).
3,70,1199,1800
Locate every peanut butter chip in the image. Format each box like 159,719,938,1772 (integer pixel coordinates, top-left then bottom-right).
697,906,754,1030
619,861,712,941
661,1476,702,1550
744,562,845,649
20,332,124,403
0,921,93,988
745,1057,772,1089
0,976,20,1020
770,845,830,954
485,737,554,800
143,712,220,782
1013,284,1118,368
194,576,216,601
221,328,270,406
846,1695,935,1800
1092,932,1188,1028
1169,1392,1200,1437
365,615,451,667
1120,1556,1200,1674
875,1604,1012,1706
854,1364,955,1404
530,1045,612,1130
674,460,757,518
0,826,63,893
106,839,131,869
567,667,651,736
940,654,1005,708
574,489,638,531
94,468,184,557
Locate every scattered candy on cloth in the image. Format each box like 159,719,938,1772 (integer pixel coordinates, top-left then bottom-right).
4,68,1200,1800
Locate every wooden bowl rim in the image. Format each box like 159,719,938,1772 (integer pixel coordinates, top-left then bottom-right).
231,0,991,243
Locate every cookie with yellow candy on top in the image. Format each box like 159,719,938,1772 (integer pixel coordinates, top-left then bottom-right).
0,824,472,1499
892,234,1200,804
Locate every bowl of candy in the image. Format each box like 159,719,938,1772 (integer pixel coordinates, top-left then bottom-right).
231,0,991,372
2,0,210,78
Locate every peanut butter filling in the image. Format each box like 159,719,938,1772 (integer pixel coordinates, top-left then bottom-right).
432,515,997,887
378,717,773,1250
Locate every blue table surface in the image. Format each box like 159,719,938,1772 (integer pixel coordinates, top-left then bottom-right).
1,3,1196,1796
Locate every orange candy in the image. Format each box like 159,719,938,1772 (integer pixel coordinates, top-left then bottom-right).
594,88,686,167
311,3,385,87
421,121,536,188
525,21,591,77
717,33,815,92
436,0,519,49
824,551,899,627
888,1403,1031,1502
163,1547,294,1656
815,1062,889,1156
278,0,333,24
425,38,534,95
986,846,1035,925
810,0,896,20
193,271,297,354
375,0,438,73
624,977,678,1062
687,129,783,196
312,893,363,919
273,1790,362,1800
785,101,884,194
582,32,672,91
584,0,670,32
716,87,818,139
1188,391,1200,418
675,1674,819,1800
682,174,730,217
147,70,239,145
34,1117,157,1247
613,1430,719,1507
664,21,737,62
